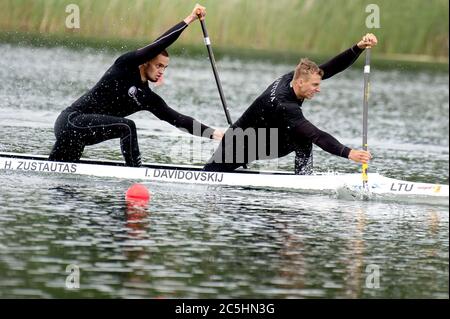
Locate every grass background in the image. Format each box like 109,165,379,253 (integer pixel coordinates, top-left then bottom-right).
0,0,448,67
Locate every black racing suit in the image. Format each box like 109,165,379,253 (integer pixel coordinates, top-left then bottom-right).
203,45,364,173
49,21,214,167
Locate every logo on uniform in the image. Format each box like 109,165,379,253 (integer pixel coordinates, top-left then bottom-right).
128,86,137,97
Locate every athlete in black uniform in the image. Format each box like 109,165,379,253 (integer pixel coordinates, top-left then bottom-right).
203,34,377,173
49,4,223,167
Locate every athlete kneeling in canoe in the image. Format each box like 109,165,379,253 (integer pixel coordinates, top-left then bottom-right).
204,34,377,174
49,4,223,167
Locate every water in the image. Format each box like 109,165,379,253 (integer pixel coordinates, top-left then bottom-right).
0,44,448,298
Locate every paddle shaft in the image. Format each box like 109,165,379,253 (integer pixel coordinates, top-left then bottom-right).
362,48,371,188
198,18,233,125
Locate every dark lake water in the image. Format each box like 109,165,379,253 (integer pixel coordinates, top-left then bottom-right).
0,44,448,298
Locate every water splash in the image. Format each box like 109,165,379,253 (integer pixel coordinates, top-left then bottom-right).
335,185,374,201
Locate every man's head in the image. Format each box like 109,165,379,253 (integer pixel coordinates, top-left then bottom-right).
292,58,324,100
140,50,169,83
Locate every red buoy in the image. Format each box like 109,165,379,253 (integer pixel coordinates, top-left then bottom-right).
125,183,150,201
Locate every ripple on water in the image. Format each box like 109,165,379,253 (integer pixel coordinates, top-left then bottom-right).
0,44,448,298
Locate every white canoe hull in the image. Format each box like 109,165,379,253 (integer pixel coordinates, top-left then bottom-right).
0,152,448,200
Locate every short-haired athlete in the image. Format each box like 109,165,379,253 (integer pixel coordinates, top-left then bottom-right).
49,4,223,167
203,34,377,174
